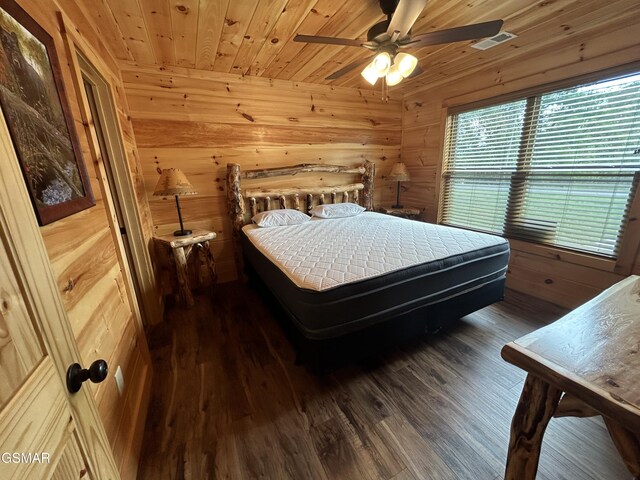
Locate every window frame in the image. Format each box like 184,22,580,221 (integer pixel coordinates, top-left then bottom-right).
437,61,640,275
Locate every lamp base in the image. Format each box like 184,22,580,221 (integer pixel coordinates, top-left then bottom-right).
391,204,404,209
173,229,192,237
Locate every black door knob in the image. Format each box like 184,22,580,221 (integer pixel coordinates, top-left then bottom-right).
66,359,108,393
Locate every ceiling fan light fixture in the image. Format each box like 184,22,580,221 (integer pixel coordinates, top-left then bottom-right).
395,52,418,77
361,63,379,85
296,1,503,84
386,65,403,86
372,52,391,77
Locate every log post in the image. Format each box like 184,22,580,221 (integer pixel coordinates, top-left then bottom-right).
293,194,300,211
264,196,271,211
226,163,246,281
362,160,375,211
279,195,286,209
173,246,194,307
202,241,217,287
603,418,640,478
249,197,257,218
319,193,325,205
343,191,349,203
306,194,313,214
331,192,337,204
227,163,244,232
505,374,562,480
197,241,217,293
353,189,359,205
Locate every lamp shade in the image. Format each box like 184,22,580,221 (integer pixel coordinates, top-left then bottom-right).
388,162,410,182
386,65,403,86
153,168,197,196
361,63,379,85
371,52,391,77
395,53,418,78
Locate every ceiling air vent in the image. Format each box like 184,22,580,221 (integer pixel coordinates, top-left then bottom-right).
471,32,517,50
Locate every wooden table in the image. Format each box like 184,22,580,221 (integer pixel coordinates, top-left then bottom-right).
154,229,217,307
502,275,640,479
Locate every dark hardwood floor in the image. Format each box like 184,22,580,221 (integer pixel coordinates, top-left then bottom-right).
137,282,629,480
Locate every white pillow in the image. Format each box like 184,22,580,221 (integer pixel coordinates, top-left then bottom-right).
310,202,365,219
252,209,310,227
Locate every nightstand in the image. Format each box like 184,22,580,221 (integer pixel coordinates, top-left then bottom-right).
153,229,217,307
378,206,422,220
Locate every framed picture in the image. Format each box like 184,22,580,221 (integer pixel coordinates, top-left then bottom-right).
0,0,93,225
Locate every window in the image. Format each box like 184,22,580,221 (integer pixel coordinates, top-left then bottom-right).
441,73,640,258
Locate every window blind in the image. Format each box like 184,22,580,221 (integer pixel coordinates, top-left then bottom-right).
441,73,640,258
441,100,525,232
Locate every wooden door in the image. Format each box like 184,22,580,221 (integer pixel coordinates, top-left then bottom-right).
0,107,119,478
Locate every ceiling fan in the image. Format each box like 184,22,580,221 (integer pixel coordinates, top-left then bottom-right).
294,0,503,86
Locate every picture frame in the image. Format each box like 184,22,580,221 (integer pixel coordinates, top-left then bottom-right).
0,0,93,225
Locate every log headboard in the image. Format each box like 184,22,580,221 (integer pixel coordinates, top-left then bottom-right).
226,161,375,232
226,161,375,277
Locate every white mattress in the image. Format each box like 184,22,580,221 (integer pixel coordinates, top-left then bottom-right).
242,212,508,292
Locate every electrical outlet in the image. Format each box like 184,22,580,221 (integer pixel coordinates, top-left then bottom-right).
114,366,125,395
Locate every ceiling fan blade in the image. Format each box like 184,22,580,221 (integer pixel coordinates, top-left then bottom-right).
326,55,375,80
386,0,428,39
402,20,504,48
294,34,365,47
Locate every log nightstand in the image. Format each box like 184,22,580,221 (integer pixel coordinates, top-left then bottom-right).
153,229,217,307
378,206,422,220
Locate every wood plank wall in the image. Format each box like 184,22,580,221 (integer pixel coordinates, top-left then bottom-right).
13,1,155,477
122,64,402,282
401,21,640,309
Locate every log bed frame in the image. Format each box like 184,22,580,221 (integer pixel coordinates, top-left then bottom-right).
225,161,505,370
226,161,375,277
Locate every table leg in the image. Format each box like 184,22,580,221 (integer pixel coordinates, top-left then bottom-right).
196,244,206,288
174,246,194,308
603,417,640,479
505,373,563,480
201,241,217,286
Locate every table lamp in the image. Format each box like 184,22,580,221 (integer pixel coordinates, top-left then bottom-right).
388,162,410,209
153,168,197,236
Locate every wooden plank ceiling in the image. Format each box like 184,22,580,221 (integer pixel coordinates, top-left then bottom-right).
78,0,638,90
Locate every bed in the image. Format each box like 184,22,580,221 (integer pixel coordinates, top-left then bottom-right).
227,161,509,369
